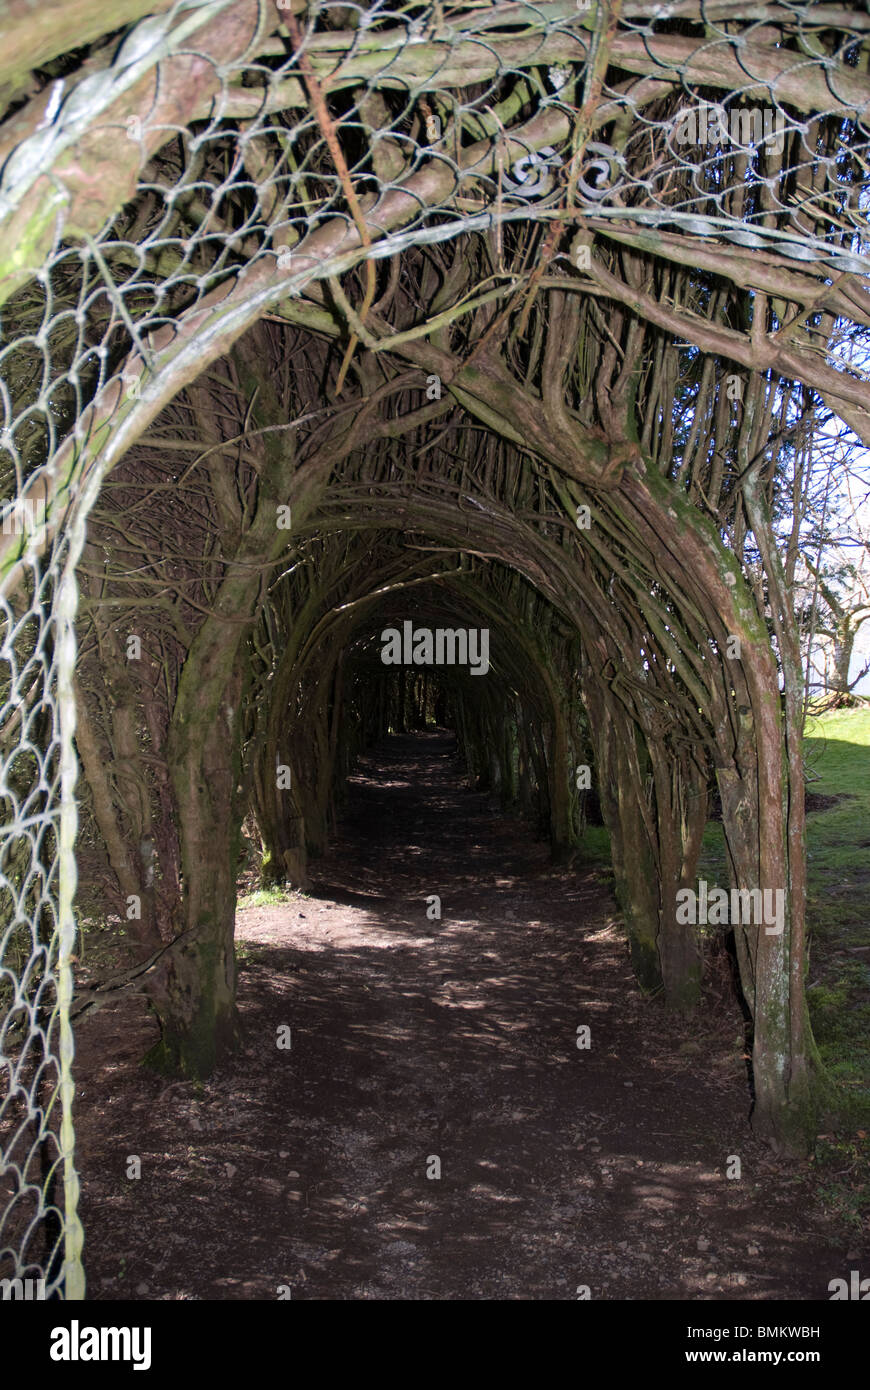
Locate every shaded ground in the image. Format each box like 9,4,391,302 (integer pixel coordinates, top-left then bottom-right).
73,731,858,1300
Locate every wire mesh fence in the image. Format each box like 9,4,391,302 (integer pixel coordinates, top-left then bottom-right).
1,0,868,1298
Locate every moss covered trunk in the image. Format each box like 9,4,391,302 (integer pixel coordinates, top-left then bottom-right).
252,748,309,889
148,651,245,1076
652,750,707,1012
630,467,822,1153
585,676,662,992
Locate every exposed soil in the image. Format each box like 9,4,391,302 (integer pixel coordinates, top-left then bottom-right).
708,788,850,820
73,732,856,1300
804,791,854,814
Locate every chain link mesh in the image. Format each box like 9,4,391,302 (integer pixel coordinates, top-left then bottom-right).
1,0,868,1298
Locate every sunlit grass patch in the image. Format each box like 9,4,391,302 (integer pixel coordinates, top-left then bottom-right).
236,884,304,910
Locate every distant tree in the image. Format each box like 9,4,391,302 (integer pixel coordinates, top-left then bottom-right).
800,547,870,705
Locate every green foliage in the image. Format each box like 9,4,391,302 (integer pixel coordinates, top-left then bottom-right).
236,885,304,910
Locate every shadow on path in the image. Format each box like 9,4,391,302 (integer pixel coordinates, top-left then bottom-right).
75,731,848,1299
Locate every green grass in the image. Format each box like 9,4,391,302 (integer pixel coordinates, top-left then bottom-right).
235,884,303,910
802,710,870,1157
706,708,870,1106
696,710,870,1065
695,707,870,1229
579,823,611,864
803,707,870,935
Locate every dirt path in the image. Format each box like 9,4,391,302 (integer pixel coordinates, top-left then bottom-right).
75,732,849,1299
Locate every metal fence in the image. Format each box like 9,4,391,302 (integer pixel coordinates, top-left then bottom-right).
1,0,868,1298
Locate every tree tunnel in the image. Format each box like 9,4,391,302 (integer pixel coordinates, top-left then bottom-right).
4,11,868,1301
252,567,587,876
73,372,823,1156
